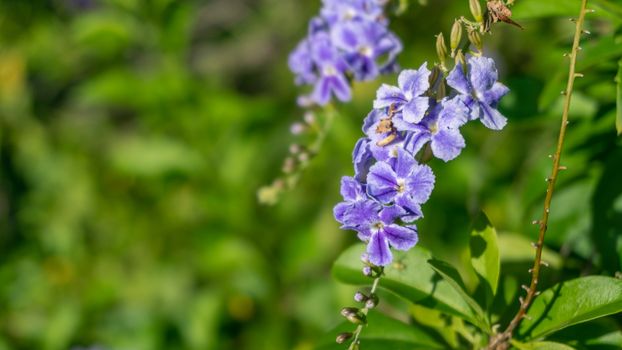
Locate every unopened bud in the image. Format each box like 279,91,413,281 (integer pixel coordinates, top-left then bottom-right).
360,253,370,263
468,29,483,52
340,307,367,324
365,293,379,309
469,0,483,23
455,50,466,72
290,122,306,135
303,111,316,125
436,32,448,64
362,266,373,277
450,21,463,53
336,332,353,344
289,144,301,154
354,291,367,303
282,157,295,174
298,152,309,163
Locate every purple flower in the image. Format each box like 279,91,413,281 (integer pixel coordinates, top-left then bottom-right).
334,177,379,230
352,138,374,182
400,97,470,162
447,55,510,130
362,109,406,163
367,148,435,221
321,0,386,25
309,32,352,105
347,204,419,266
289,39,317,85
374,63,432,125
331,20,402,81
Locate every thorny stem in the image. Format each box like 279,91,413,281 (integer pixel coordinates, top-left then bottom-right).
487,1,589,348
348,272,382,349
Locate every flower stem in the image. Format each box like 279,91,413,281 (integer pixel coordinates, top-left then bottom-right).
349,271,383,349
487,1,589,348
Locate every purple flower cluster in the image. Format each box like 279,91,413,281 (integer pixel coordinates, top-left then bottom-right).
334,55,509,266
289,0,402,106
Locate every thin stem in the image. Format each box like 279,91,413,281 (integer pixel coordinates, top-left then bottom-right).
349,272,382,349
487,1,589,348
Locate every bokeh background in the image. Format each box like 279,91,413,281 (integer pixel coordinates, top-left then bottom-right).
0,0,620,349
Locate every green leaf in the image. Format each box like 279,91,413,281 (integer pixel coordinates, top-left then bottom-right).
469,212,500,305
616,58,622,136
512,340,576,350
427,259,489,330
333,244,479,327
315,311,444,350
518,276,622,339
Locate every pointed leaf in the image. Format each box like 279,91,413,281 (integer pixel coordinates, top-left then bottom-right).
427,259,489,331
315,311,444,350
518,276,622,339
469,212,500,305
333,244,480,327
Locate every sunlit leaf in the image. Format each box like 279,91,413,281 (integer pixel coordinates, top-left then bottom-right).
518,276,622,339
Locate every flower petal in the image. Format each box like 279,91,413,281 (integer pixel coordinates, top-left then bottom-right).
373,84,405,109
469,56,498,94
379,205,407,224
394,148,416,178
447,63,471,95
479,102,507,130
395,195,423,222
340,176,363,201
383,224,418,251
482,82,510,106
367,231,392,266
405,164,435,203
402,96,430,124
398,63,431,97
431,129,466,162
403,128,432,155
367,161,398,203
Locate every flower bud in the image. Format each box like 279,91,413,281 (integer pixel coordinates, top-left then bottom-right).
435,32,448,64
282,157,295,174
360,253,370,263
469,0,483,23
336,332,353,344
289,144,301,154
303,111,316,125
340,307,367,324
468,29,483,52
365,293,379,309
290,122,306,135
354,291,367,303
349,341,360,350
450,21,462,54
455,49,466,72
362,266,373,277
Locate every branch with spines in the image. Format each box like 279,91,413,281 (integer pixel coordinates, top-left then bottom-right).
486,1,592,349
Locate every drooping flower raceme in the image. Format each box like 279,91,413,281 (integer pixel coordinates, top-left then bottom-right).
289,0,402,106
334,55,509,266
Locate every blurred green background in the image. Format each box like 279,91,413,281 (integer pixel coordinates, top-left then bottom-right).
0,0,620,349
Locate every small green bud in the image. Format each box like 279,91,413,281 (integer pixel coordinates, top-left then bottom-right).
348,341,360,350
450,21,462,54
469,0,483,23
468,29,483,52
336,332,353,344
435,32,448,64
455,49,466,72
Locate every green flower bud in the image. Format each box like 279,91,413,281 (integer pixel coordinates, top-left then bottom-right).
436,32,448,64
450,21,462,54
468,29,483,52
469,0,483,23
340,307,367,324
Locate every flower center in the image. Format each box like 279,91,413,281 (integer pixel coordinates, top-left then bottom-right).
323,65,337,76
396,178,406,193
430,122,439,134
359,45,373,57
